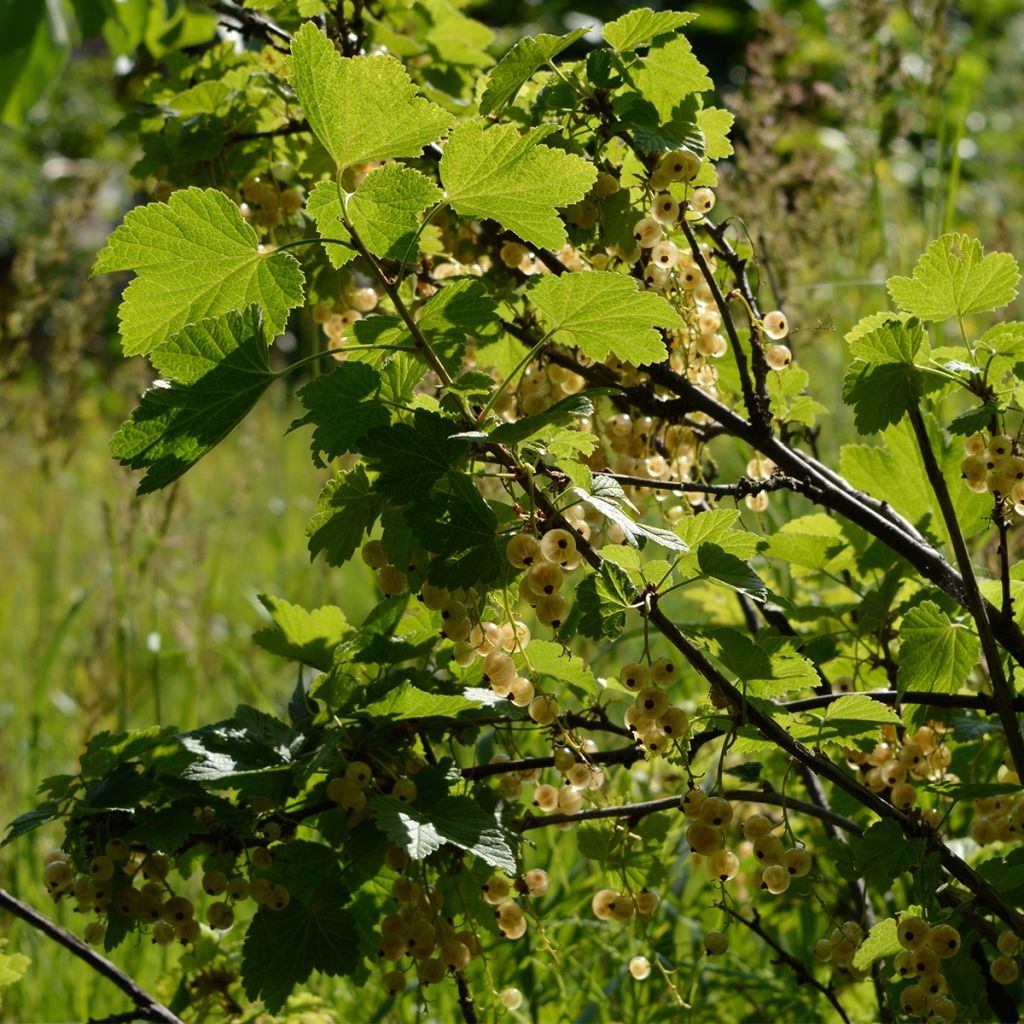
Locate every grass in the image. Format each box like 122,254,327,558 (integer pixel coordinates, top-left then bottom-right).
0,376,371,1022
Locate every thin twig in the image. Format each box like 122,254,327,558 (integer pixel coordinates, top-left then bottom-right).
718,904,851,1024
907,405,1024,782
455,972,477,1024
0,889,183,1024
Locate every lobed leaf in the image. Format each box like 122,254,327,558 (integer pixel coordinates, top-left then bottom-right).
529,271,681,366
887,233,1020,321
289,22,453,171
110,306,277,493
440,121,596,249
93,188,304,356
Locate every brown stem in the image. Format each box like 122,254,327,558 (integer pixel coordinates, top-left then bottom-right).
0,888,183,1024
718,904,851,1024
907,404,1024,783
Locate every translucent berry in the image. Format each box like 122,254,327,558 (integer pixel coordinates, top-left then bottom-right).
628,955,651,980
763,310,789,340
704,930,729,956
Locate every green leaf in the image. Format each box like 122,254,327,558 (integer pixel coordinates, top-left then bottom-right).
490,392,597,446
697,543,767,601
241,892,360,1013
0,2,68,127
573,477,687,552
415,277,501,370
851,820,922,890
603,8,698,50
529,271,682,365
403,473,501,588
847,317,923,365
695,106,734,160
109,307,276,494
360,684,478,720
978,322,1024,358
253,595,349,672
289,22,453,171
305,181,354,269
1,804,60,847
440,121,596,249
293,362,390,464
479,28,588,115
843,310,914,347
852,917,904,970
947,402,1000,436
527,639,596,693
93,188,304,356
371,795,515,871
349,163,443,262
360,410,463,503
700,629,817,697
841,360,929,434
887,233,1021,321
307,465,382,566
820,694,902,729
576,562,635,640
0,943,30,993
897,600,979,697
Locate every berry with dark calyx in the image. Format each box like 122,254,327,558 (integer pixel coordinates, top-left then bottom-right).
704,930,729,956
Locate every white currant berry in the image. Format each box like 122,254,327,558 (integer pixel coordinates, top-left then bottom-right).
762,310,789,340
506,533,542,568
650,657,677,686
964,431,987,456
704,930,729,956
651,194,679,224
633,218,663,248
539,529,577,564
765,344,792,370
500,987,524,1010
761,864,791,894
690,187,715,214
628,955,651,980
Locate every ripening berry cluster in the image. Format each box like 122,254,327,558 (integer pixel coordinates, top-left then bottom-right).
960,432,1024,509
326,758,418,819
311,284,379,355
966,779,1024,847
378,871,479,992
845,723,951,817
889,914,963,1021
812,919,868,978
680,795,812,900
620,657,690,754
40,831,292,950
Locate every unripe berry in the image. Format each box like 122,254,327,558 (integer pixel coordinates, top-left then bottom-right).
43,861,73,895
89,856,114,882
704,930,729,956
104,838,130,862
900,984,928,1015
384,969,407,995
360,539,388,569
376,564,408,597
163,896,194,923
151,920,175,946
201,868,228,898
206,901,234,929
926,923,960,958
226,877,250,901
269,884,290,911
83,921,105,946
997,930,1020,956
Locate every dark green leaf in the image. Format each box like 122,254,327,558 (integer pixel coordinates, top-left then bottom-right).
293,362,390,465
253,594,350,672
110,307,277,493
307,466,382,567
697,543,767,601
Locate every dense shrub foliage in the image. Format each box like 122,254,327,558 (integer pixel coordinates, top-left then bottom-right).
3,3,1024,1022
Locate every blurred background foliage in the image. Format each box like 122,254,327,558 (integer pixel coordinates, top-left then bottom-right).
0,0,1021,1020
